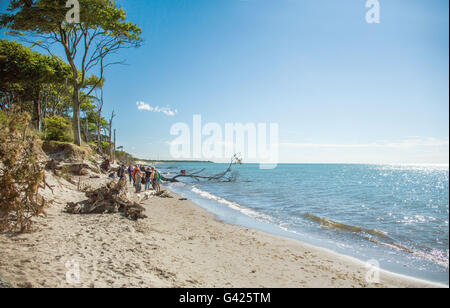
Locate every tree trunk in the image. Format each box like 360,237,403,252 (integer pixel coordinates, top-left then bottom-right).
109,121,112,159
73,87,82,146
84,118,89,143
42,95,48,122
34,100,41,132
113,129,116,163
61,33,83,147
97,121,102,153
108,111,115,159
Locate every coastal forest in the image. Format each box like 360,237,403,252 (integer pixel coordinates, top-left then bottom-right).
0,0,142,232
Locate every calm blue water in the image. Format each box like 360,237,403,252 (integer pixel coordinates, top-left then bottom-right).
158,163,449,284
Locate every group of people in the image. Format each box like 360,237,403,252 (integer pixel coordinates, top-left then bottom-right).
117,164,162,193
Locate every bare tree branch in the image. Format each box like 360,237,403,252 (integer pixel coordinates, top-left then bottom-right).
162,154,243,183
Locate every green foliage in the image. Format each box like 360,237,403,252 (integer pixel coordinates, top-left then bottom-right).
1,0,143,43
43,116,74,142
80,93,97,113
0,38,71,87
102,141,111,151
1,0,143,146
0,39,73,129
85,75,105,91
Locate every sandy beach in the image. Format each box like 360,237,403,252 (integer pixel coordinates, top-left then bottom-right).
0,171,444,289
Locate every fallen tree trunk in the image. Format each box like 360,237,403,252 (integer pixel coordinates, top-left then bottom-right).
65,178,146,221
162,154,243,183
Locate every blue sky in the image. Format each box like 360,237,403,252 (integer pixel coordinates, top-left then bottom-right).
1,0,449,164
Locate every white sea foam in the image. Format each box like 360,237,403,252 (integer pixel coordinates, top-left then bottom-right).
277,225,315,240
191,186,273,222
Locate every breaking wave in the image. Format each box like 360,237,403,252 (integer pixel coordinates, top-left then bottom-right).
191,186,273,222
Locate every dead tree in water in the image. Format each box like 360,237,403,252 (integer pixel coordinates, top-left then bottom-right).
162,154,243,183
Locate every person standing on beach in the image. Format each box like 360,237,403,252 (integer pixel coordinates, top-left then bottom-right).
132,166,140,185
151,167,162,193
145,168,152,191
141,171,146,188
117,165,126,180
150,167,157,191
134,167,143,193
128,165,134,184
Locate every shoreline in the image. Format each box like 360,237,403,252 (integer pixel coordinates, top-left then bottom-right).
168,185,449,287
163,187,447,288
0,172,446,288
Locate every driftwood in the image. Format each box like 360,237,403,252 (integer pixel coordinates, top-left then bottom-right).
155,191,173,198
65,179,146,221
162,154,243,183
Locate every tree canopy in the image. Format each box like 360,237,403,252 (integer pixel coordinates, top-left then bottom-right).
1,0,142,145
0,39,110,147
0,38,71,86
0,38,73,129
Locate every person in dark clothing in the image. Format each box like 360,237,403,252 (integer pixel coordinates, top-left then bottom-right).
117,165,126,180
127,165,134,184
145,168,152,191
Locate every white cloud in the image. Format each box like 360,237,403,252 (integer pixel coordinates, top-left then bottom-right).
136,101,178,116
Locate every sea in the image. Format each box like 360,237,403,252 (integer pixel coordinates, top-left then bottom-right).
156,163,449,285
